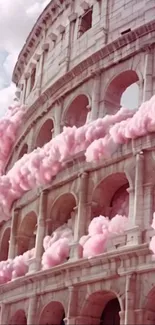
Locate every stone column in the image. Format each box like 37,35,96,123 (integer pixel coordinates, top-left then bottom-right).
124,274,136,325
29,190,47,272
21,78,27,104
91,73,101,120
143,47,153,102
8,208,19,259
119,311,125,325
143,182,154,228
54,99,63,136
74,172,89,241
0,303,8,325
27,296,37,325
133,152,144,227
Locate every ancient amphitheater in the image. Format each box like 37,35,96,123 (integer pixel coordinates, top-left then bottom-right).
1,0,155,324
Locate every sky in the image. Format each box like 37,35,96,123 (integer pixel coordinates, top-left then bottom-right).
0,0,51,117
0,0,139,117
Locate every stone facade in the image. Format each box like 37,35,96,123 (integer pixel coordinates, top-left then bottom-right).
1,0,155,324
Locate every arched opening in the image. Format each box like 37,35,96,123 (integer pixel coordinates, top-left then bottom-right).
104,70,139,114
143,288,155,324
18,143,28,160
0,227,10,261
38,301,65,325
63,94,89,128
17,211,37,255
9,310,27,325
91,173,129,219
48,193,76,235
100,298,120,325
36,119,54,148
81,291,121,325
121,83,139,110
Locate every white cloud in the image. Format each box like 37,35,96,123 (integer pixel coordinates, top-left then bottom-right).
0,0,51,114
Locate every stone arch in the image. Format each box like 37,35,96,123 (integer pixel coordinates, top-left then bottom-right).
91,172,129,219
38,301,65,325
35,118,54,148
0,227,10,261
9,309,27,325
104,70,139,113
143,286,155,324
18,143,28,160
48,192,77,235
62,94,90,128
80,290,121,325
17,211,37,255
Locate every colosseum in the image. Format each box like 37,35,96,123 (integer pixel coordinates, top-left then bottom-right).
1,0,155,324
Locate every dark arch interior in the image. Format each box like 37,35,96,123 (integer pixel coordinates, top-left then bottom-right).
0,228,10,261
18,143,28,160
17,211,37,255
48,193,76,235
100,298,120,325
9,310,27,325
64,94,89,128
91,173,129,219
104,70,139,114
36,119,54,148
39,302,65,325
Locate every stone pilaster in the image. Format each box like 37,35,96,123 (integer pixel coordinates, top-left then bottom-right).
143,47,153,102
119,311,125,325
8,208,19,259
0,303,8,325
91,73,101,120
133,152,144,228
124,273,136,325
74,172,89,241
134,309,145,325
27,296,37,325
143,182,154,228
54,99,63,136
29,190,47,272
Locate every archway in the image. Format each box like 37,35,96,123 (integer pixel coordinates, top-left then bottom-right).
9,310,27,325
63,94,89,128
0,227,10,261
17,211,37,255
104,70,139,113
143,287,155,324
38,301,65,325
91,173,129,219
18,143,28,160
36,119,54,148
48,193,76,235
81,291,121,325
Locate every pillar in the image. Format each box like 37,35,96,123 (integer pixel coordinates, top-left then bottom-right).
134,309,145,325
133,152,144,227
27,296,37,325
74,172,89,241
90,73,101,120
0,303,8,325
124,273,136,325
65,286,78,325
143,47,153,102
8,208,19,259
119,311,125,325
143,182,154,228
29,190,47,272
21,78,27,104
54,99,63,136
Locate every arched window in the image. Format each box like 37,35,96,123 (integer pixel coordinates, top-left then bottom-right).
35,119,54,148
17,211,37,255
38,301,65,325
63,94,89,128
104,70,139,114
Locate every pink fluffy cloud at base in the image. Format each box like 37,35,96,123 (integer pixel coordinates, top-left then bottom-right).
1,95,155,221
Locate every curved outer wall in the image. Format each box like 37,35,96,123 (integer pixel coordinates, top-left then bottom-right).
1,0,155,324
